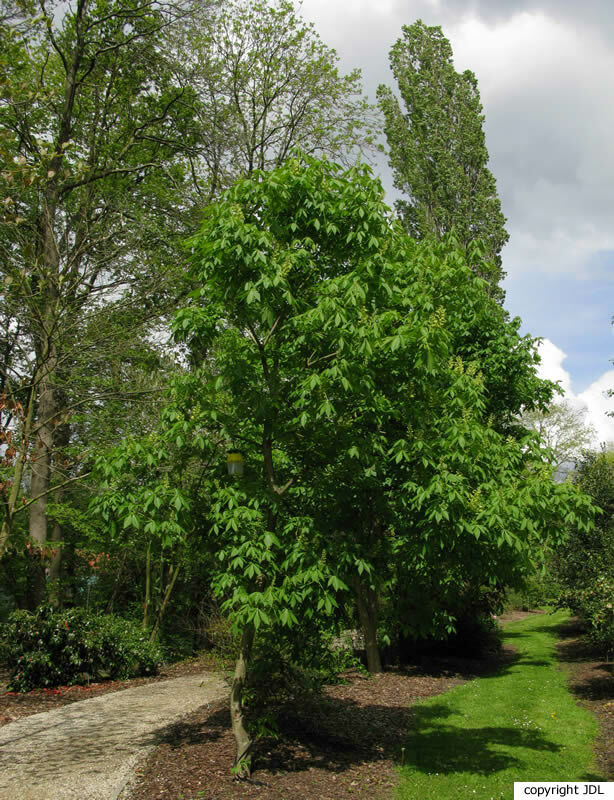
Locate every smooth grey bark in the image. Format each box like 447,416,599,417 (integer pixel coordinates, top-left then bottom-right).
28,335,58,606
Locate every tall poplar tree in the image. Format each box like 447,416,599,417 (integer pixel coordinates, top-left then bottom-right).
377,20,508,293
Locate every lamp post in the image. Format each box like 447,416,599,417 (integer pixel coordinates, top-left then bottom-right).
226,450,244,477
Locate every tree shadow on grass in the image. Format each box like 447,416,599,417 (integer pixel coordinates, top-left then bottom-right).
527,618,585,643
403,702,561,776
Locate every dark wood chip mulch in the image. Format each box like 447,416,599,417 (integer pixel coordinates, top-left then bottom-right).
125,653,510,800
555,617,614,779
2,611,611,800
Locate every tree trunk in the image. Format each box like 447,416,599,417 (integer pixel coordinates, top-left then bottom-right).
149,562,180,643
0,382,36,559
26,142,63,599
28,366,56,606
47,519,63,608
143,541,152,629
29,296,59,605
47,416,70,607
354,577,382,674
0,520,11,564
230,626,255,778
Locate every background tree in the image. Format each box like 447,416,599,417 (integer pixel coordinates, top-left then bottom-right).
520,399,596,480
179,0,379,198
0,0,379,609
294,233,595,672
377,20,508,294
0,0,215,594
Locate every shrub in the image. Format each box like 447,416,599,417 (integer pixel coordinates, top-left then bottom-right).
558,576,614,655
505,572,563,612
0,605,163,692
552,449,614,655
241,618,364,740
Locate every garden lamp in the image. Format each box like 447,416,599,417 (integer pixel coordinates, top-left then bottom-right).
226,450,244,477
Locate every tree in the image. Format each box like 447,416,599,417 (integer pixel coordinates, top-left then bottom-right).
93,155,595,773
0,0,211,589
170,154,399,772
377,20,508,293
93,154,393,774
167,153,594,700
179,0,379,198
0,0,379,606
520,400,596,479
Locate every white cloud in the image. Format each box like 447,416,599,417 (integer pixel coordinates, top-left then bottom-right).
449,13,593,97
447,12,614,277
296,1,613,399
536,339,614,446
298,4,614,280
578,372,614,447
536,339,574,395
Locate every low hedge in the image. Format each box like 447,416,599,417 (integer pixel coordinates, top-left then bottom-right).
0,605,162,692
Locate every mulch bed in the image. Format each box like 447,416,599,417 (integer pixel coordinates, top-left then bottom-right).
125,651,512,800
0,652,223,727
555,617,614,779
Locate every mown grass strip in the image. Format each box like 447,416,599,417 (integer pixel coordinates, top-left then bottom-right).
397,610,603,800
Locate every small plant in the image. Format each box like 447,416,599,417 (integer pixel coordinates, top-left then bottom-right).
237,621,364,745
0,605,163,692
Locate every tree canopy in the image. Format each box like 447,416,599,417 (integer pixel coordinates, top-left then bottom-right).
377,20,508,294
0,0,376,593
93,155,594,767
177,0,378,198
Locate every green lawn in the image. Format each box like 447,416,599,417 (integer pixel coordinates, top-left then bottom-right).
397,610,604,800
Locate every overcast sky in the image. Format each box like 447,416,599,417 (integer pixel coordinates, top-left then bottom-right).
299,0,614,445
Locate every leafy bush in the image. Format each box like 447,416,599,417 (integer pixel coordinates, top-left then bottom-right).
505,571,563,612
558,576,614,655
0,605,163,692
553,449,614,654
242,619,364,740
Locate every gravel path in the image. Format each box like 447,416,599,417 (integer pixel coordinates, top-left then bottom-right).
0,671,227,800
